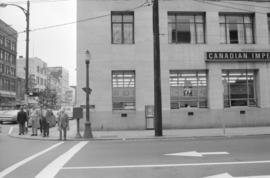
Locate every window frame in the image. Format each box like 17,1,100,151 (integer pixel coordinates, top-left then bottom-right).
111,70,136,110
169,70,208,109
111,11,135,44
168,12,206,44
219,13,255,44
222,69,257,108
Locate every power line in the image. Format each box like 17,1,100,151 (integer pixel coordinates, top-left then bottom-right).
1,1,150,38
193,0,268,15
220,1,270,9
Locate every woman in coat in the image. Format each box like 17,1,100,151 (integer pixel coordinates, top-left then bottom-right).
30,109,40,136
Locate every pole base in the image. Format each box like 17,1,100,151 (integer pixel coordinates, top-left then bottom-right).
75,132,82,138
83,122,93,138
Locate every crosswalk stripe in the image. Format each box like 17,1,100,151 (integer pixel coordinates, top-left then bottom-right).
0,142,64,178
35,141,88,178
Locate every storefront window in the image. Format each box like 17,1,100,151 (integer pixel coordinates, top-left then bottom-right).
170,70,208,109
222,70,257,107
112,71,135,110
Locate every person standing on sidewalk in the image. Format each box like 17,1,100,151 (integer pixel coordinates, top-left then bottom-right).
57,108,69,140
17,106,28,135
30,108,40,136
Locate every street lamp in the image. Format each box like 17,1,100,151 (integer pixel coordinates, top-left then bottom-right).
83,50,93,138
0,0,30,104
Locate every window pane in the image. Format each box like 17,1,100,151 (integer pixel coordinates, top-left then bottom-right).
168,15,175,23
176,15,194,23
196,23,204,43
237,24,245,44
228,23,238,43
168,23,175,43
244,16,252,23
245,24,253,44
123,15,133,22
123,24,133,43
112,24,122,43
220,23,226,43
195,15,203,23
227,16,243,23
112,15,122,22
177,23,191,43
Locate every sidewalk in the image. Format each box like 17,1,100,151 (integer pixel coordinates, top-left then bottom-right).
9,120,270,141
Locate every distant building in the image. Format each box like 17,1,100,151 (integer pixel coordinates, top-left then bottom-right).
64,87,75,106
47,67,69,106
17,57,48,92
0,19,17,107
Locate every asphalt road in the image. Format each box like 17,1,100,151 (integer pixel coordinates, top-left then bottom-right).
1,123,270,178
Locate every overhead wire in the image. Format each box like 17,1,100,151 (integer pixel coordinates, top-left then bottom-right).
193,0,269,14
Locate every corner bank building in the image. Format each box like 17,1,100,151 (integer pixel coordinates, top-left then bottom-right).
77,0,270,130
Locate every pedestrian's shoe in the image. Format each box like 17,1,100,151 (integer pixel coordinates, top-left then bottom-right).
31,134,34,136
19,133,21,135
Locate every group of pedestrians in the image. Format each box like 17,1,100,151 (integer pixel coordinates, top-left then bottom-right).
17,106,70,140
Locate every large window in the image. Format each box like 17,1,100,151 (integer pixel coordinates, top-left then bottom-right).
219,14,254,44
168,12,205,44
268,14,270,43
170,70,208,109
112,71,135,110
222,70,257,107
111,11,134,44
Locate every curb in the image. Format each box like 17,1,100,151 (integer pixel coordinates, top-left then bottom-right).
8,126,270,142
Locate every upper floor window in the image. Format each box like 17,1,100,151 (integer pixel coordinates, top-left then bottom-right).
111,11,134,44
219,13,254,44
268,14,270,43
168,12,205,44
0,35,4,46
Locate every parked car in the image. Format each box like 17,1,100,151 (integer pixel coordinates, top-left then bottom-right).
0,110,19,124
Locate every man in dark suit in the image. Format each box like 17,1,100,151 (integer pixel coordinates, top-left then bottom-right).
17,106,28,135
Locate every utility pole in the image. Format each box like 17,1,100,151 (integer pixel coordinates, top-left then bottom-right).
153,0,163,136
25,0,30,102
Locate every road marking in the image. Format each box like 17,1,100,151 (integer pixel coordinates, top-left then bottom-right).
165,151,230,157
35,141,88,178
8,127,13,135
62,160,270,170
204,172,270,178
0,142,64,178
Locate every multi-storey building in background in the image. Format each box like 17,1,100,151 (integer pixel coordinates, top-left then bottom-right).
17,56,48,93
0,19,17,108
77,0,270,130
47,67,69,106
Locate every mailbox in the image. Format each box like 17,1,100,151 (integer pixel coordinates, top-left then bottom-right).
73,107,83,118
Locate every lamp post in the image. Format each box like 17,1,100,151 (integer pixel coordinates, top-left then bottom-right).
0,0,30,104
83,50,93,138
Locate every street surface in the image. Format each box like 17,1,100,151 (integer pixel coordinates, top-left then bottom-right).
1,123,270,178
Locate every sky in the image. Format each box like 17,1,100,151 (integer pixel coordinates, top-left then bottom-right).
0,0,77,86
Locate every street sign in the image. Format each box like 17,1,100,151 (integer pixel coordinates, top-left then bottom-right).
165,151,229,157
73,107,83,118
82,87,92,94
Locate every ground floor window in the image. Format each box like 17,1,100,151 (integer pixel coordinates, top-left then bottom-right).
112,70,135,110
170,70,208,109
222,70,257,107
